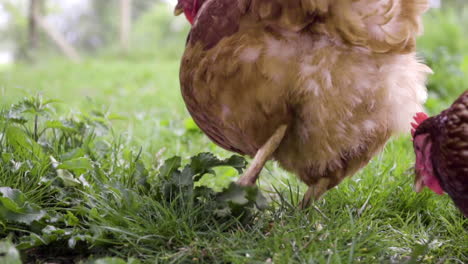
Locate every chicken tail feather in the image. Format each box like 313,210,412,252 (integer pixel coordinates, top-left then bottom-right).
326,0,430,53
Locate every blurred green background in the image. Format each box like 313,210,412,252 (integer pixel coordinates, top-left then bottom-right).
0,0,466,169
0,1,467,262
0,0,467,161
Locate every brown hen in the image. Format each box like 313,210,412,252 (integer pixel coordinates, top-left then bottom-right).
412,91,468,217
175,0,431,206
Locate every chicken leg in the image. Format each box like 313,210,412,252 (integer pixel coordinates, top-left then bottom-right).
299,178,331,209
237,125,288,186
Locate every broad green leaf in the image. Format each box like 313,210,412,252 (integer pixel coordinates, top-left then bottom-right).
218,183,251,206
6,126,45,160
57,157,93,171
190,153,246,181
223,155,248,174
0,240,21,264
175,166,194,187
45,120,77,132
190,152,222,176
217,183,268,211
0,202,46,225
0,187,46,225
158,156,181,179
0,187,25,212
16,233,47,250
57,169,81,187
60,148,86,161
2,111,27,124
65,211,79,226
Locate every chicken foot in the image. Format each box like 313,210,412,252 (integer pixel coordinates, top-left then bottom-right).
237,124,288,186
299,178,331,209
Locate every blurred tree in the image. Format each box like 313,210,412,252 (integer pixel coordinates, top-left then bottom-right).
35,12,81,61
120,0,132,52
132,2,189,58
90,0,118,50
28,0,39,50
0,0,172,59
133,0,159,18
1,0,32,60
73,0,159,53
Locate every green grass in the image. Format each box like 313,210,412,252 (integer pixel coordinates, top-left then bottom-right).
0,7,467,264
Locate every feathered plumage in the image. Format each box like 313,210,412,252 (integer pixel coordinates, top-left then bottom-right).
413,91,468,217
176,0,431,202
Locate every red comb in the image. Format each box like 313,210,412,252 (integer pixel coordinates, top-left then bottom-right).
411,112,429,137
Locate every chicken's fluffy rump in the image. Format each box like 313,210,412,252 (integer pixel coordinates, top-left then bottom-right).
413,91,468,217
175,0,431,204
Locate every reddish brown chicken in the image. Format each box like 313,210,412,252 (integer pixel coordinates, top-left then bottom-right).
175,0,431,206
412,91,468,217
